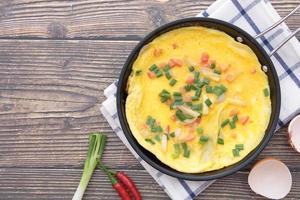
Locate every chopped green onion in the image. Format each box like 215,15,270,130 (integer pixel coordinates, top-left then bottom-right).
169,132,175,138
213,69,221,74
146,116,155,127
190,84,197,90
217,138,224,145
235,144,244,151
170,101,184,109
195,88,201,97
203,77,210,85
263,88,269,97
229,121,236,129
210,63,216,69
173,92,182,96
232,148,240,157
232,114,238,123
221,119,230,128
172,143,181,159
163,65,171,72
157,126,163,132
145,138,155,145
169,79,177,86
205,98,212,107
197,82,205,88
165,71,172,79
199,135,209,144
181,143,190,158
196,127,203,135
175,110,194,121
192,96,199,101
188,66,195,72
191,104,202,111
185,102,193,107
213,85,227,96
184,85,192,91
159,89,171,102
173,92,183,102
135,70,142,76
205,85,213,93
149,64,158,71
194,71,200,80
155,70,163,77
154,135,161,142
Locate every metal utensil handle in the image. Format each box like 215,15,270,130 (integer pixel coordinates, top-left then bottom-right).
254,4,299,39
269,27,300,56
253,4,299,57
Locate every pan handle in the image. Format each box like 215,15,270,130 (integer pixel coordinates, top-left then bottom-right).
254,5,299,39
269,28,300,56
253,4,300,57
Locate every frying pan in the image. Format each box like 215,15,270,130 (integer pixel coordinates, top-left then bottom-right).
116,17,281,181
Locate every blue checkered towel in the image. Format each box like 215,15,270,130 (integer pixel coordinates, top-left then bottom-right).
100,0,300,199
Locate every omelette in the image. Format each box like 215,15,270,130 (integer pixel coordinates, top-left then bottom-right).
125,26,271,173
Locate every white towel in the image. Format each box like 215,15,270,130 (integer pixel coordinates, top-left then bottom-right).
100,0,300,199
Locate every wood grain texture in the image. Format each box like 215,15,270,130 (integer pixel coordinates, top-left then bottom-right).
0,0,298,39
0,168,300,200
0,0,299,199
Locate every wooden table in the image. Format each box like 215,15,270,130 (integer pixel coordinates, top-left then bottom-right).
0,0,299,199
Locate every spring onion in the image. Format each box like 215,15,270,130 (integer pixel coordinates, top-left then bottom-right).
72,133,107,200
149,64,158,71
175,110,194,121
229,121,236,129
154,134,161,142
196,127,203,135
169,79,177,86
206,85,213,93
232,148,240,157
172,143,181,159
159,89,171,102
194,71,200,80
210,63,216,69
146,116,155,127
195,88,201,97
217,138,224,145
169,132,175,137
263,88,269,97
235,144,244,150
192,96,199,101
205,98,212,107
145,138,155,145
181,143,190,158
199,135,209,144
202,77,210,85
189,66,195,72
221,119,230,128
135,70,142,76
232,114,239,123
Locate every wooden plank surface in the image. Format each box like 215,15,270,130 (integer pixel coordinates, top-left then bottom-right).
0,0,299,199
0,0,299,39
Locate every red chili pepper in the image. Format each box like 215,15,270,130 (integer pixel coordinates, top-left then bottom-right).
109,173,131,200
100,165,131,200
116,171,142,200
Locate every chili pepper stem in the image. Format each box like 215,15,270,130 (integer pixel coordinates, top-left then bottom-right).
99,163,116,175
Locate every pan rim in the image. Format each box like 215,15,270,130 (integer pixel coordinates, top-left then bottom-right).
116,17,281,181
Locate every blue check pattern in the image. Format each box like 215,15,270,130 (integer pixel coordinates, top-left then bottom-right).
101,0,300,199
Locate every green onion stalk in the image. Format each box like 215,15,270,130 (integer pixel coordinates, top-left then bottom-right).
72,133,107,200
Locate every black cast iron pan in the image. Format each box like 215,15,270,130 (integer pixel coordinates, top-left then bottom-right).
116,17,281,181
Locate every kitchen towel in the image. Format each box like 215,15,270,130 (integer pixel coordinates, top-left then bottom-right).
100,0,300,199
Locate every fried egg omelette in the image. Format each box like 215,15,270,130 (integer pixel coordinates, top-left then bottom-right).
125,26,271,173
